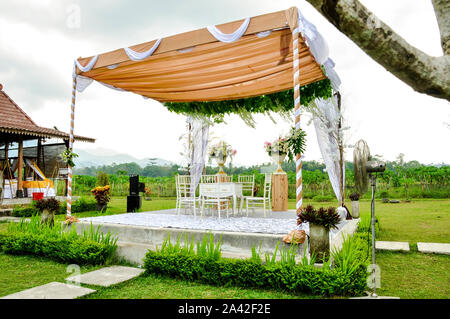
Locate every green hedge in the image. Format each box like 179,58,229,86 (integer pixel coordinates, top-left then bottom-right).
12,197,97,217
0,232,114,265
0,216,118,265
143,234,369,297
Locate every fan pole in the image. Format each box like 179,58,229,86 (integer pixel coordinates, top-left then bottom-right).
370,173,377,297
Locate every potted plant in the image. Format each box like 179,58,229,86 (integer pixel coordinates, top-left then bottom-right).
379,191,389,203
208,141,236,175
36,198,60,227
301,205,340,262
349,192,360,218
144,186,152,201
91,185,111,213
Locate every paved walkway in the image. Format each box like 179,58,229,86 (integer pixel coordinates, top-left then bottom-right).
1,282,96,299
376,240,450,255
376,241,410,252
66,266,145,287
417,242,450,255
1,265,144,299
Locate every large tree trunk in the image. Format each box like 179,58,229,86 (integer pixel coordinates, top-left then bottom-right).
305,0,450,101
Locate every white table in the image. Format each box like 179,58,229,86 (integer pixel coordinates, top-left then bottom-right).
199,182,243,215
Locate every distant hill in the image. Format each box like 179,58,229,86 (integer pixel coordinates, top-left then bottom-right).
73,147,174,168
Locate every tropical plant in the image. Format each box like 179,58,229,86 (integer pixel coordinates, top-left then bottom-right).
91,185,111,207
35,198,60,213
61,148,78,167
35,198,60,227
301,205,341,231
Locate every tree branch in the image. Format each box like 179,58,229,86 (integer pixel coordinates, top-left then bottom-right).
305,0,450,101
432,0,450,55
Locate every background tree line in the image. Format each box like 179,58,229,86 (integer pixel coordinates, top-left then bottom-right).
70,155,449,200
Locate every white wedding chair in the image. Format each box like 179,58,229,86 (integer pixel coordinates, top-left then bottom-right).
200,175,218,183
175,175,200,217
200,183,233,219
245,173,272,218
238,174,255,213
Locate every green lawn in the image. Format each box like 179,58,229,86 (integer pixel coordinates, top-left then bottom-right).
81,273,321,299
289,199,450,244
55,196,177,222
376,251,450,299
0,252,102,297
1,198,449,299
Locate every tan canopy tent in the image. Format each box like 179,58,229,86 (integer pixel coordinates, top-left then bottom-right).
68,6,340,217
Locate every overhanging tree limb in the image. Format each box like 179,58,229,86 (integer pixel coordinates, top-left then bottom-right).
305,0,450,101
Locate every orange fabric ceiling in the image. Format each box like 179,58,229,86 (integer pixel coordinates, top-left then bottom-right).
76,8,326,102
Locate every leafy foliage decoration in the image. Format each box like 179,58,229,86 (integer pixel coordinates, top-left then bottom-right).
163,79,332,122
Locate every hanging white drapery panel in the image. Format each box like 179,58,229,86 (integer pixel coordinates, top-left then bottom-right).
187,117,210,196
311,96,345,202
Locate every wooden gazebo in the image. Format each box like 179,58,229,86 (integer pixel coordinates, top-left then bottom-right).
0,83,95,199
69,7,340,217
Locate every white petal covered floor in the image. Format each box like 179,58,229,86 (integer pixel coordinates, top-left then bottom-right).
80,212,298,234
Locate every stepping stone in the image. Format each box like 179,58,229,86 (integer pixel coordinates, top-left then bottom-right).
1,282,95,299
67,266,145,287
417,242,450,255
375,241,410,252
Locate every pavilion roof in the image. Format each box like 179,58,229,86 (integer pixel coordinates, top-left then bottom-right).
75,7,332,103
0,85,95,143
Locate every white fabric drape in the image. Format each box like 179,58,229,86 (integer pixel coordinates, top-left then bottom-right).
323,58,341,92
297,9,341,91
187,117,209,196
312,96,345,202
207,18,250,43
124,38,162,61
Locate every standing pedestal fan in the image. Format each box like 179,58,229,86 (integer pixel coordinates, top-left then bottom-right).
353,140,397,299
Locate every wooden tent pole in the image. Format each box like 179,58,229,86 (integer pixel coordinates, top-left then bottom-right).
67,74,77,217
293,19,303,219
17,138,23,197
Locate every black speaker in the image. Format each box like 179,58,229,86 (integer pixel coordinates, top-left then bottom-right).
129,175,146,195
127,195,142,212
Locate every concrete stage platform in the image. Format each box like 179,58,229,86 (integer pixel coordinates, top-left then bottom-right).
72,209,359,265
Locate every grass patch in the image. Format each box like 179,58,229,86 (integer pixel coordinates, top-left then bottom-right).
54,197,176,222
375,251,450,299
289,199,450,244
81,273,322,299
0,252,102,297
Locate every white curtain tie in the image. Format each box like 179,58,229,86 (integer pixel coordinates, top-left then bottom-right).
124,38,162,61
75,55,98,73
256,30,271,38
207,17,250,43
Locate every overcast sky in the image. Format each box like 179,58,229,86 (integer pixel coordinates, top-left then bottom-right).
1,0,449,167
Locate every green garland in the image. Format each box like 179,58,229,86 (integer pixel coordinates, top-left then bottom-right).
163,79,332,118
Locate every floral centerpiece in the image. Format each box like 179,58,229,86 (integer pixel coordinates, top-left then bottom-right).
264,127,306,174
91,185,111,213
264,138,289,174
208,141,236,175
